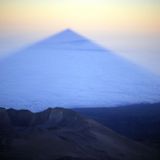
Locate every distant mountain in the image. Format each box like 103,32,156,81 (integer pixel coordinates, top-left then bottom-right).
0,107,159,160
0,29,160,111
75,103,160,149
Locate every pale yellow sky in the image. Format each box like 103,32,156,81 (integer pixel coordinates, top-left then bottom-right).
0,0,160,74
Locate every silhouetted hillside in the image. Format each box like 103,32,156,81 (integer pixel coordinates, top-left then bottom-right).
0,107,159,160
74,103,160,149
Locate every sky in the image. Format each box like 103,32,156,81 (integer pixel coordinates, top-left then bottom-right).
0,0,160,74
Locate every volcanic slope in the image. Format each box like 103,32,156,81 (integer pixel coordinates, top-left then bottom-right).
0,107,159,160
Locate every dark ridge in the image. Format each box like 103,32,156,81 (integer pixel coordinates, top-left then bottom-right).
74,103,160,149
0,107,159,160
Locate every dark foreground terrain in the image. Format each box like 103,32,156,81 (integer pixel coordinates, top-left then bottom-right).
75,103,160,150
0,107,159,160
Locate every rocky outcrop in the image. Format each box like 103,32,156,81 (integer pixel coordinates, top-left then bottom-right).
0,107,159,160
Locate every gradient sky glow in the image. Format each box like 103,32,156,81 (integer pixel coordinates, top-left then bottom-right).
0,0,160,74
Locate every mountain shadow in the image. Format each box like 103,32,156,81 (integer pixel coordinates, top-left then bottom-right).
0,29,160,110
